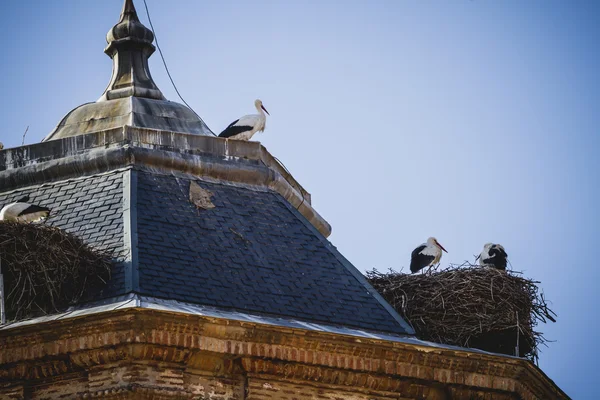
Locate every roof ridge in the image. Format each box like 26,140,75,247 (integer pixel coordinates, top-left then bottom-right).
273,193,415,336
0,168,131,196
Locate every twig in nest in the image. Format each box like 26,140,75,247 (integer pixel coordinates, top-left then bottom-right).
0,222,115,321
22,125,29,146
229,227,251,245
366,263,556,361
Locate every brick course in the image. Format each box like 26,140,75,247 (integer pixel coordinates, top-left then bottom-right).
0,309,566,399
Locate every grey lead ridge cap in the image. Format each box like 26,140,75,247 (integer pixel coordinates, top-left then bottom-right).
0,294,519,361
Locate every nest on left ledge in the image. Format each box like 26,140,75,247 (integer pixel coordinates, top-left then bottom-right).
0,221,113,321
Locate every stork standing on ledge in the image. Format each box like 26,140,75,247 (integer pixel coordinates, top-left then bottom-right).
410,237,448,273
0,196,51,223
478,243,508,270
219,99,270,141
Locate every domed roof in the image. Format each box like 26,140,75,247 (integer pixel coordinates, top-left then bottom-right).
44,0,212,141
46,97,211,139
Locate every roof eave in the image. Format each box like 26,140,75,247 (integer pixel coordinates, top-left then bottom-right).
0,299,569,399
0,126,330,237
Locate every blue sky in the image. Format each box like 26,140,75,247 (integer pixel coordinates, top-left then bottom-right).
1,1,598,397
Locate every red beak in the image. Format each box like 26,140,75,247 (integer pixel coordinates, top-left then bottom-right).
261,105,270,116
436,241,448,253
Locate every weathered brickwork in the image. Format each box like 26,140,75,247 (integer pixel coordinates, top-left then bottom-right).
246,378,404,400
26,376,87,400
184,371,245,400
0,310,567,400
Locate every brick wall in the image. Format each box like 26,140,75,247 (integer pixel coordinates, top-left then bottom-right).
0,310,566,399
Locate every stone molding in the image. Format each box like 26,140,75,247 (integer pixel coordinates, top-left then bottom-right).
0,126,330,237
0,308,567,399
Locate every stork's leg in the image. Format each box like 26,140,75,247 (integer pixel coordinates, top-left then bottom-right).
426,263,440,274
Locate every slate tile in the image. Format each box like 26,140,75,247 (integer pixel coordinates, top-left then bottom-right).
0,171,126,300
134,171,408,335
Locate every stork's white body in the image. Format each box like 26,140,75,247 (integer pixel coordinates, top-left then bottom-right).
0,197,50,223
219,99,269,141
410,237,448,273
420,241,444,263
479,243,508,270
226,114,265,141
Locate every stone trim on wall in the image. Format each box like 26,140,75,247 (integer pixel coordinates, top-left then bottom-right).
0,308,567,399
0,126,330,237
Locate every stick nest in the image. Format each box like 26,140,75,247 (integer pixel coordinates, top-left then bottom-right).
366,265,556,361
0,221,113,321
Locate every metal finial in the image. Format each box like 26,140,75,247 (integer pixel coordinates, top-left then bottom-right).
99,0,165,101
122,0,137,17
43,0,214,141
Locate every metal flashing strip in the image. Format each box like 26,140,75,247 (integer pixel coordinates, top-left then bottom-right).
0,167,131,196
0,259,5,325
0,130,332,238
0,294,138,331
0,294,517,360
122,170,140,292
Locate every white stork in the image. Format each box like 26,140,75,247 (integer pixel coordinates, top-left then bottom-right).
0,195,51,223
410,237,448,273
219,99,270,141
478,243,508,270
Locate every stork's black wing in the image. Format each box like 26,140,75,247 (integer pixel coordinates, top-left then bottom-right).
410,245,434,273
225,119,239,129
219,119,253,138
18,204,50,217
485,246,508,270
411,245,426,259
491,245,507,259
219,125,253,138
16,195,30,203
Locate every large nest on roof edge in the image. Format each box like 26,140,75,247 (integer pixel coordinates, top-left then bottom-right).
0,221,113,321
366,265,556,361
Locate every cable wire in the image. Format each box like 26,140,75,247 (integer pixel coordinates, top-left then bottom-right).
273,156,306,211
141,2,306,212
142,0,216,136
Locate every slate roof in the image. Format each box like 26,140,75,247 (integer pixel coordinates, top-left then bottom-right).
135,171,410,335
0,168,412,336
0,171,126,298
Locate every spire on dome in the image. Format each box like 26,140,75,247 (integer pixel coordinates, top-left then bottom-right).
44,0,214,141
122,0,137,15
99,0,165,101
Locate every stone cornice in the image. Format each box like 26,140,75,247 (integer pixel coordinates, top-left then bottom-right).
0,126,330,237
0,308,567,399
